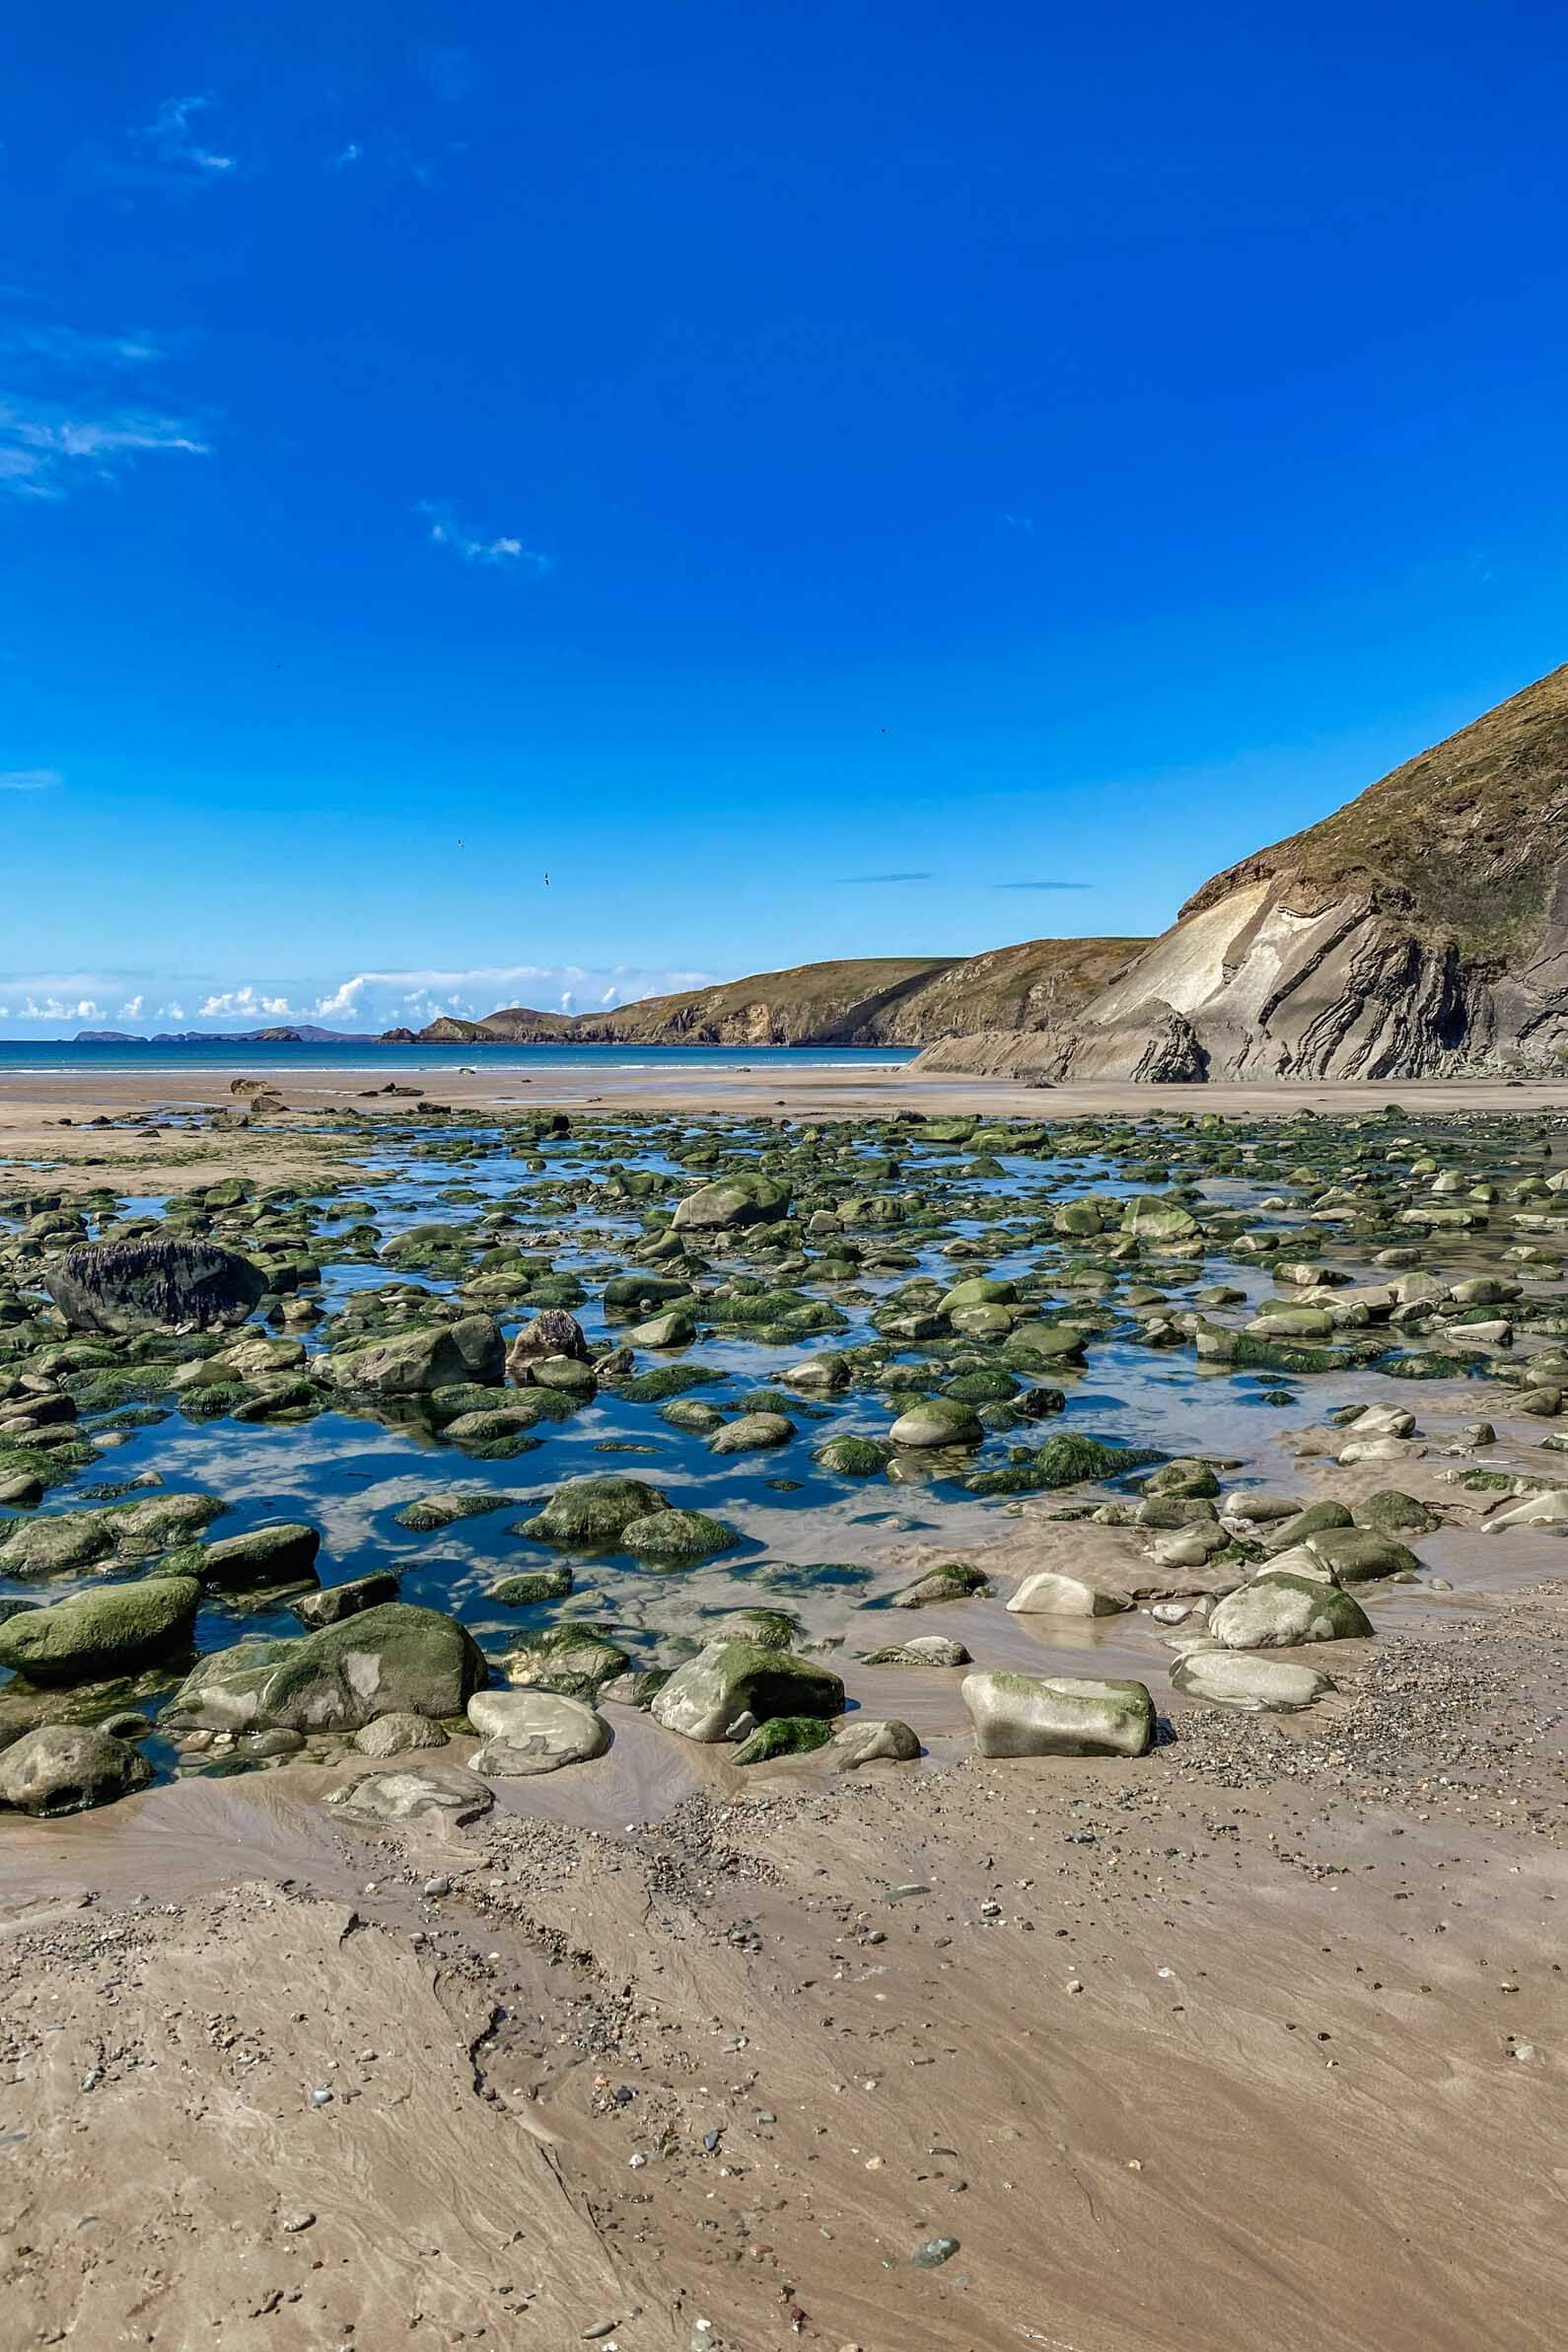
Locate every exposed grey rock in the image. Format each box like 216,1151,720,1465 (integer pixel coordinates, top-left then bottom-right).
961,1669,1155,1758
0,1724,153,1816
45,1238,265,1335
1170,1649,1333,1710
467,1689,610,1775
327,1765,493,1825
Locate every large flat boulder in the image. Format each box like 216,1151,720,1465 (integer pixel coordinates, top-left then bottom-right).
162,1603,487,1735
0,1577,199,1684
961,1669,1155,1758
44,1238,265,1335
325,1315,504,1396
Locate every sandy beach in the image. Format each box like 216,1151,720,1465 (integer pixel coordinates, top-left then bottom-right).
1,1067,1565,2349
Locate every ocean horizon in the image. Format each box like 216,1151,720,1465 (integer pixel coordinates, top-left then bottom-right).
0,1038,920,1076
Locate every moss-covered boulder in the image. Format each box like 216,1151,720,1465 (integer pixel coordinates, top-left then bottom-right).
0,1575,199,1683
491,1565,575,1606
709,1410,796,1456
164,1522,321,1590
890,1396,983,1448
672,1174,789,1233
650,1640,844,1743
815,1434,895,1477
326,1315,504,1396
519,1476,670,1545
621,1508,740,1565
162,1603,487,1734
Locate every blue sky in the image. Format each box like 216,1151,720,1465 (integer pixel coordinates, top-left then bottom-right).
3,1,1566,1033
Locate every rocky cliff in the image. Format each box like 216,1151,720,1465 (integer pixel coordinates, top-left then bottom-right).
913,664,1568,1082
391,941,1146,1050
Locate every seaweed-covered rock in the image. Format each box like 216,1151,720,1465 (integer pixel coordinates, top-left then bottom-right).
815,1434,894,1477
519,1476,670,1545
708,1411,795,1456
860,1634,970,1668
504,1622,629,1698
672,1174,789,1232
733,1714,832,1765
0,1575,199,1683
168,1522,321,1590
326,1315,504,1396
889,1396,983,1448
651,1641,844,1743
162,1603,487,1733
288,1571,401,1628
490,1565,575,1606
621,1508,739,1565
45,1239,265,1336
890,1561,988,1607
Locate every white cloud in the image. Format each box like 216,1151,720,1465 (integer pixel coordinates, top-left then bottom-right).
0,398,207,501
0,766,61,790
117,994,144,1020
161,1001,186,1022
333,142,362,168
197,986,293,1019
308,964,715,1030
417,501,550,571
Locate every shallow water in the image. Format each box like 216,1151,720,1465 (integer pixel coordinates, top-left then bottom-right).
3,1104,1563,1788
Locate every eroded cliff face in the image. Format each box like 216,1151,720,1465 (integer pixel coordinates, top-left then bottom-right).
915,665,1568,1083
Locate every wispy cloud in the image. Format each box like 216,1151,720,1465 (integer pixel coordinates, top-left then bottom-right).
0,767,61,790
990,880,1092,891
140,95,235,178
1001,512,1035,533
2,325,165,367
0,398,208,500
831,871,932,885
332,142,362,168
417,500,550,571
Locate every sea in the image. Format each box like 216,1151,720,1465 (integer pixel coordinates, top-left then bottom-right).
0,1041,919,1077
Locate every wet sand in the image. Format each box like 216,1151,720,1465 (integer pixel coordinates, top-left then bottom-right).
6,1063,1568,1201
2,1465,1564,2349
